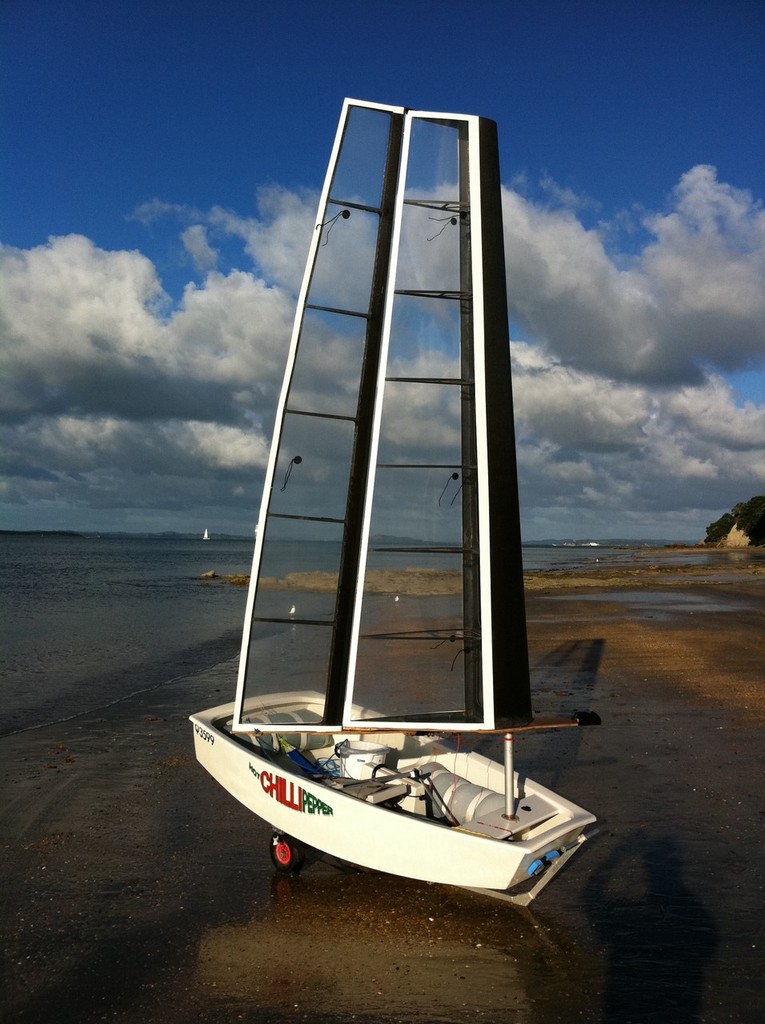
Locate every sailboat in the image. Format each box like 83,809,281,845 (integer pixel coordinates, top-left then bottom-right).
190,99,598,905
202,528,210,541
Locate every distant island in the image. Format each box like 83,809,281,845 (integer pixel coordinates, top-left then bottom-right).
0,529,252,540
4,509,763,548
0,530,85,537
704,496,765,548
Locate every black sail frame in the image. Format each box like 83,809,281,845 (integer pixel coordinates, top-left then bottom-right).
232,101,531,733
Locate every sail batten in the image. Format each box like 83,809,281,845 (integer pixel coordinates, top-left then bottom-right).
284,409,357,422
403,199,466,211
326,199,383,215
269,513,346,524
384,377,471,385
393,289,468,299
304,303,370,319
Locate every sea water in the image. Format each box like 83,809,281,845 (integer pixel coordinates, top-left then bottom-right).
0,534,252,737
0,533,735,737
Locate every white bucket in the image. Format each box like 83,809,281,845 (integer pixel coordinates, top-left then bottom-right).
335,739,390,780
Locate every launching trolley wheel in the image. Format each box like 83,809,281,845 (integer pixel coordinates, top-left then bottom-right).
270,833,306,873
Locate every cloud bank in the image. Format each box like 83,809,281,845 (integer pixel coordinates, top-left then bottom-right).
1,169,763,538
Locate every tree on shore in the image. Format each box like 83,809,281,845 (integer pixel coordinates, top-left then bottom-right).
705,496,765,546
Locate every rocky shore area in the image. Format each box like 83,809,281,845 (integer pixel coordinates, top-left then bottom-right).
524,554,764,591
201,546,765,597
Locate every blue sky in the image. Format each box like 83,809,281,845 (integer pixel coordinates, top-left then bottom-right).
1,0,764,539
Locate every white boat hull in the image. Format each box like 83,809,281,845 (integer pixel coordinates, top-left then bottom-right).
190,692,596,897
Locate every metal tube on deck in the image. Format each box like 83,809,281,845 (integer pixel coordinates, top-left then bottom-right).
503,732,517,819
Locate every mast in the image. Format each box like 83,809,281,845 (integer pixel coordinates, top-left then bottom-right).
477,117,532,726
324,114,404,723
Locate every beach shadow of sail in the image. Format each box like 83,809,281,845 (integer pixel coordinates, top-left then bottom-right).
518,638,605,784
531,637,605,706
585,833,717,1024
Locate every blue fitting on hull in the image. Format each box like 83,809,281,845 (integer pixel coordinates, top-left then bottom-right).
527,849,561,877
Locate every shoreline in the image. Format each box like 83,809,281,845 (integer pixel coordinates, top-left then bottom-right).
236,552,765,596
524,557,764,590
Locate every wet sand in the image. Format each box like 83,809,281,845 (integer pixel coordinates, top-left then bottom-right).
1,562,763,1023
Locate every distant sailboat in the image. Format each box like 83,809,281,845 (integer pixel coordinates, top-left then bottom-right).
202,528,210,541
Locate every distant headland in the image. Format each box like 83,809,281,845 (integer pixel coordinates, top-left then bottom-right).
704,496,765,548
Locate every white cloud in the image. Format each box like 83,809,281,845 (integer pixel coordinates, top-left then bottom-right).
0,236,295,427
661,376,765,449
181,225,219,273
213,187,317,293
132,188,317,292
183,420,269,470
511,343,647,449
539,171,600,213
503,165,765,385
1,165,763,538
509,334,764,534
0,233,292,526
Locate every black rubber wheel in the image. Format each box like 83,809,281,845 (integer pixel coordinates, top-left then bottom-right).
270,834,306,873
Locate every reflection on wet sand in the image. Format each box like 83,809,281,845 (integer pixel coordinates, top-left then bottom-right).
197,871,599,1021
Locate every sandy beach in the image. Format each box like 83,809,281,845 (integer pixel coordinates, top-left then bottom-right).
1,555,763,1023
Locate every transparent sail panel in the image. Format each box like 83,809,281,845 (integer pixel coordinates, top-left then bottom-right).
241,519,342,726
241,622,335,727
253,526,341,622
331,105,393,209
308,205,380,313
287,309,368,419
366,459,463,546
351,115,483,726
404,118,461,195
268,412,355,527
386,293,461,376
395,198,464,296
238,103,397,728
